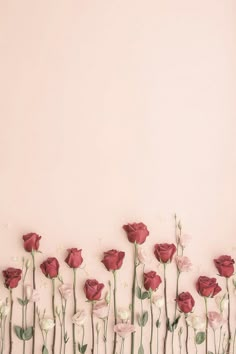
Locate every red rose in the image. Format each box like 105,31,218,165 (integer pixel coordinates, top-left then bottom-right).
196,276,221,297
176,292,195,313
123,222,149,244
154,243,176,263
2,267,22,289
143,271,162,291
214,255,235,278
84,279,104,301
22,233,41,252
101,249,125,271
40,257,60,279
65,248,83,268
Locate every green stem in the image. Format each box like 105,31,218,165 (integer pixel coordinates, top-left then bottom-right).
194,329,198,354
63,300,67,354
120,338,125,354
96,326,99,354
163,264,168,354
103,319,107,354
226,278,231,354
73,268,77,354
233,328,236,354
156,309,161,354
131,243,138,354
9,289,13,354
31,251,36,354
82,324,85,347
52,278,56,354
185,316,189,354
218,326,222,354
150,297,153,354
112,271,117,354
172,270,180,354
213,329,217,354
204,297,208,354
91,302,95,354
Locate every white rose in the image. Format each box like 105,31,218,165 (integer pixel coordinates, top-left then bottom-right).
40,318,55,331
118,308,130,321
186,314,205,331
152,294,164,309
215,294,228,313
0,304,10,317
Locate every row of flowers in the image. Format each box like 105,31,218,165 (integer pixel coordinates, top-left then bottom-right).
0,218,235,354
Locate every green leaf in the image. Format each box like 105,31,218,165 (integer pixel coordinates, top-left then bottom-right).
138,344,144,354
42,345,49,354
136,286,142,299
167,318,173,332
171,315,180,330
17,298,24,306
14,326,24,340
142,311,148,327
195,332,205,345
23,327,33,341
156,319,161,328
64,332,69,343
81,344,87,354
137,314,142,327
208,352,214,354
141,291,149,300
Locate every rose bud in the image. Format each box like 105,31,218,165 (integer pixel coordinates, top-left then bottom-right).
176,292,195,313
154,243,176,263
123,223,149,244
101,250,125,271
22,233,41,252
84,279,104,301
65,248,83,269
214,255,235,278
2,268,22,289
143,271,162,291
196,276,221,298
40,257,60,279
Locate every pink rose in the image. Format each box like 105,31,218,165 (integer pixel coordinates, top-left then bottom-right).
93,300,109,319
123,223,149,244
175,256,192,272
59,284,73,300
208,311,225,330
114,322,136,338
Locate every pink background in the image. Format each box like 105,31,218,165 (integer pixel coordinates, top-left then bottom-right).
0,1,236,353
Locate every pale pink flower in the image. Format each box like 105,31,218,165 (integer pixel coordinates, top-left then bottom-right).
93,300,109,319
59,284,73,300
175,256,192,272
152,294,164,308
114,322,136,338
177,234,191,248
208,311,225,330
30,290,40,303
137,247,151,265
72,310,87,326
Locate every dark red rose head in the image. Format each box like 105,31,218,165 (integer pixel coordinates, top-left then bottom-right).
84,279,104,301
143,271,162,291
2,267,22,289
154,243,177,263
196,276,221,298
65,248,83,269
176,292,195,313
214,255,235,278
101,249,125,271
22,233,41,252
40,257,60,279
123,222,149,244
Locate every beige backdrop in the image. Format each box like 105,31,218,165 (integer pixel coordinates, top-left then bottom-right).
0,1,236,353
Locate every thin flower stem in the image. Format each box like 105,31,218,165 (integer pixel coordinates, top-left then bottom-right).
103,319,107,354
213,329,217,354
120,338,125,354
82,324,85,347
204,297,208,354
172,270,180,354
112,271,117,354
185,316,189,354
218,326,222,354
226,278,231,354
59,314,63,354
163,264,169,354
232,328,236,354
178,328,182,354
9,289,13,354
31,251,36,354
131,243,138,354
150,296,154,354
22,264,28,354
91,302,95,354
194,329,198,354
73,268,77,354
63,300,67,354
156,309,161,354
96,326,99,354
52,278,56,354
